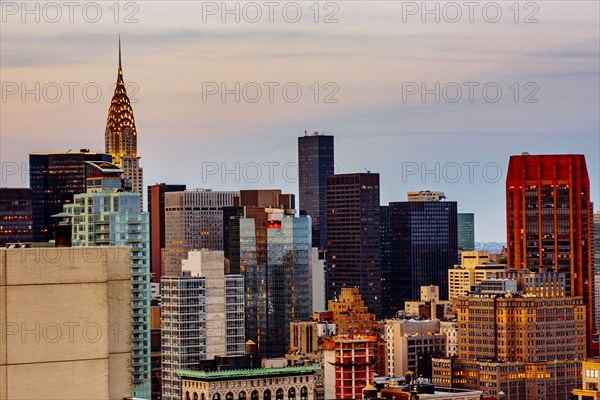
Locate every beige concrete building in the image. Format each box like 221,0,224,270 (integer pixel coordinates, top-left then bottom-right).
404,286,451,320
180,365,319,400
573,359,600,399
1,246,133,400
448,251,505,301
383,319,445,378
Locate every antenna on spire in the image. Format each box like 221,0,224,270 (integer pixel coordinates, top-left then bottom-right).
118,35,122,68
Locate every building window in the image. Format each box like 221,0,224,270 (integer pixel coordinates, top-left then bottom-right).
239,392,246,400
276,389,284,400
226,392,234,400
288,388,296,400
264,389,271,400
251,390,259,400
300,387,308,400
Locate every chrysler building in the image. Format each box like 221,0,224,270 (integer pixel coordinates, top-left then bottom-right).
105,37,144,203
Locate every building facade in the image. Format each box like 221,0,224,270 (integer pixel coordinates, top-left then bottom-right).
62,162,151,398
0,188,32,245
432,273,586,399
298,132,334,250
457,213,474,251
179,366,320,400
148,183,186,282
161,250,245,400
29,150,112,242
326,173,381,318
164,189,237,276
383,319,446,379
573,359,600,399
323,335,377,400
383,192,457,317
104,39,143,201
224,190,312,358
506,153,593,354
448,251,505,301
594,211,600,339
1,247,133,399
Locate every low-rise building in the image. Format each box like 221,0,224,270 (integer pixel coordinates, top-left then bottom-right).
384,319,446,379
179,365,320,400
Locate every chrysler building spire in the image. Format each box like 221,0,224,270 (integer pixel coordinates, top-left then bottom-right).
104,37,144,202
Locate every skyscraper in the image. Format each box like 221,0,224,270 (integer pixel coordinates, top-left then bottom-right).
224,190,312,358
62,161,151,398
161,250,244,400
382,191,457,318
148,183,186,282
163,189,237,277
105,38,143,203
457,213,475,251
298,132,334,249
29,150,112,242
0,188,32,245
594,211,600,338
506,153,593,355
326,173,381,318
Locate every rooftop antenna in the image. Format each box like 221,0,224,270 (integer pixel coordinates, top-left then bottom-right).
364,167,371,174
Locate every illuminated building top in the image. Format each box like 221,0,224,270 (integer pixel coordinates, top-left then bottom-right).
105,37,138,167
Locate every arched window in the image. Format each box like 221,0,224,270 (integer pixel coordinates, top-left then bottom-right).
226,392,234,400
288,388,296,400
263,389,271,400
213,394,221,400
185,392,191,400
276,389,284,400
239,392,247,400
251,390,259,400
194,393,199,400
300,387,308,400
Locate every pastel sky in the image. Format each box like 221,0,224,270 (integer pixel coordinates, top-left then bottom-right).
1,1,598,242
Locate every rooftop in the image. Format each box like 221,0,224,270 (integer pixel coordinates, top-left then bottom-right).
178,365,320,381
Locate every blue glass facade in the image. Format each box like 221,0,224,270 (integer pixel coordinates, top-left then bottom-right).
64,187,151,399
239,213,311,358
457,213,475,251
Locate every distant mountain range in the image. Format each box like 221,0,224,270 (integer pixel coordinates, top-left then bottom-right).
475,242,507,254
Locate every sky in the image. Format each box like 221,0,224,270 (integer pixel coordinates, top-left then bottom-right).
1,1,599,242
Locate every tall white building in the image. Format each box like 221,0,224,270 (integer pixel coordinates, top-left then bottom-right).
440,320,458,357
161,250,244,400
164,189,237,276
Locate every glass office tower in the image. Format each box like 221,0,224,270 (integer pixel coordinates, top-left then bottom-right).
63,161,150,398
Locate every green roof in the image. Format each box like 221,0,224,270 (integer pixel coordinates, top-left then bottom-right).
178,365,321,381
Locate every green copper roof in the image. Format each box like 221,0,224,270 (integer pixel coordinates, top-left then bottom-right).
178,365,321,381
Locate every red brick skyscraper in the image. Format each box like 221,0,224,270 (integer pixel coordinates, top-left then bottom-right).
506,153,593,355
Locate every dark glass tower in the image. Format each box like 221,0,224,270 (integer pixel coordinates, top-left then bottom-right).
30,151,112,242
0,188,32,245
457,213,475,251
326,173,381,318
223,190,311,358
298,132,334,249
383,194,457,318
148,183,186,282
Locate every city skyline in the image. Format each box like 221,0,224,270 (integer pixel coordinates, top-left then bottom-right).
1,2,598,243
